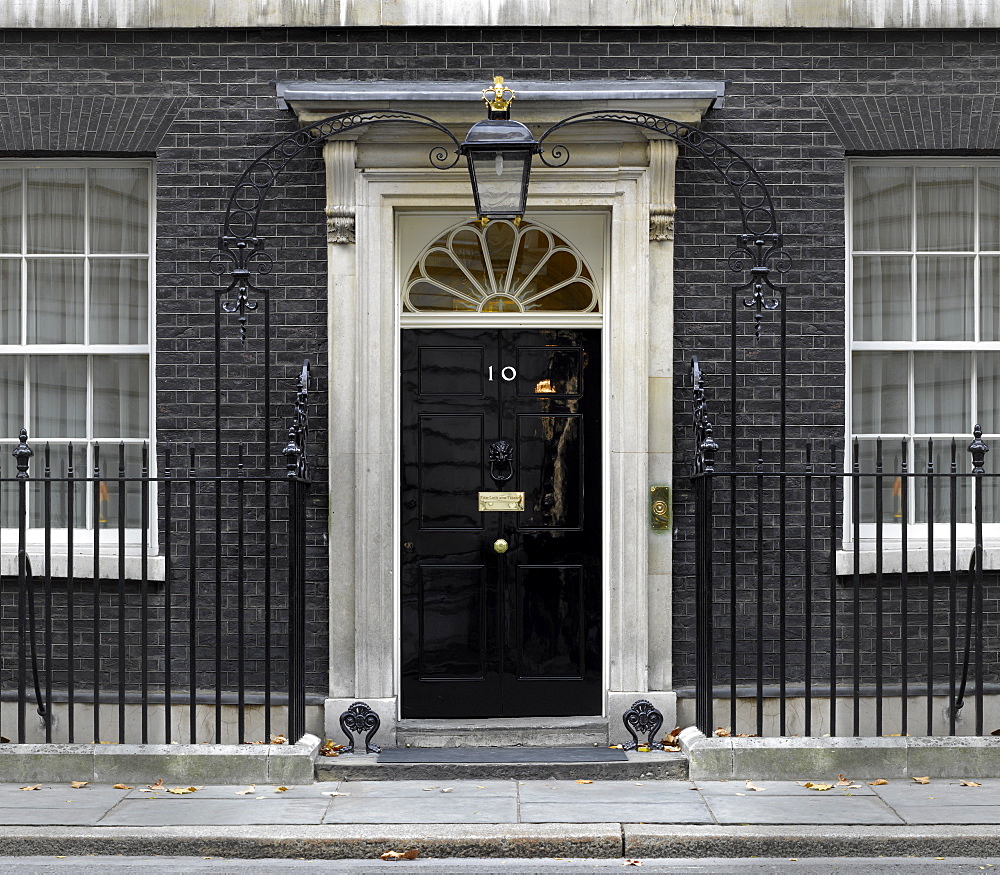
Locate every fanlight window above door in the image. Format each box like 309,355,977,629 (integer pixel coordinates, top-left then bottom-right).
403,219,600,313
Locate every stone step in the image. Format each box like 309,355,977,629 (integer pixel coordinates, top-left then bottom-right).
315,749,688,782
395,716,609,748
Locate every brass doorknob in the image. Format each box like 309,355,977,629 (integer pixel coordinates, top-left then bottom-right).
493,538,509,554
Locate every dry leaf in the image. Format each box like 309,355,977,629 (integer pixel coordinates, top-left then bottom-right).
624,862,643,867
236,786,256,796
275,787,290,793
322,791,347,797
166,786,198,795
440,788,452,793
421,788,436,792
70,781,88,789
19,785,41,791
991,728,1000,736
662,727,682,746
380,849,419,861
147,779,164,790
575,780,593,785
868,779,889,786
913,776,931,785
319,740,345,758
112,784,133,790
714,727,732,738
270,735,287,745
745,781,766,792
960,780,983,787
802,782,833,791
637,746,650,752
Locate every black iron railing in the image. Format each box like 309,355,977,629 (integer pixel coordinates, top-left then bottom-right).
0,366,312,745
690,368,995,736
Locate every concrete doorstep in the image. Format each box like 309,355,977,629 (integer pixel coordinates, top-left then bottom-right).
680,727,1000,780
0,734,322,785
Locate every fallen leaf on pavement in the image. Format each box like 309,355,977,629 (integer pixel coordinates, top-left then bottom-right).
868,779,889,786
112,784,132,790
575,780,593,784
662,727,682,745
236,786,255,795
913,776,931,784
801,782,833,791
440,788,452,793
624,861,643,867
275,787,290,793
836,774,855,787
70,782,88,789
960,780,983,787
714,727,731,737
380,849,419,861
322,791,348,797
745,781,766,792
166,787,198,795
19,785,41,791
270,735,287,745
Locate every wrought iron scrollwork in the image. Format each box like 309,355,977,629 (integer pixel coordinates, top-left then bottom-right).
690,357,717,475
621,699,666,751
489,439,514,483
339,701,382,754
537,110,790,338
214,111,461,341
282,360,311,480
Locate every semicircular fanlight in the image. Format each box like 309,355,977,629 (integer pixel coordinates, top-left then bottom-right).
403,219,600,314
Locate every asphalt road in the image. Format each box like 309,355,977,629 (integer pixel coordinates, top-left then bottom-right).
0,858,996,873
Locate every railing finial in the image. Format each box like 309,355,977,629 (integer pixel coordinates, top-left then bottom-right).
969,424,989,473
12,428,32,479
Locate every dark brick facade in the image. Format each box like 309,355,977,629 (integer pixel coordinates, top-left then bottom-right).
1,25,997,699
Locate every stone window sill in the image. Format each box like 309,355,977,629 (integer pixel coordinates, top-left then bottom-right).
836,545,995,576
0,551,166,582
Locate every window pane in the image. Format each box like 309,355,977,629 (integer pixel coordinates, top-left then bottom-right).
0,169,21,254
27,259,84,344
914,438,971,524
854,439,906,524
980,167,1000,251
853,255,911,341
916,166,974,252
93,355,148,438
95,442,145,528
982,257,1000,341
89,168,148,254
30,355,86,438
914,352,971,433
90,259,148,344
26,168,84,254
978,352,1000,434
852,165,911,251
28,443,87,528
0,356,24,436
853,352,908,434
0,259,19,344
916,256,973,341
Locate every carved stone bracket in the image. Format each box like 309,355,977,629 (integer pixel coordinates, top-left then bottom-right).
648,138,678,242
324,140,357,244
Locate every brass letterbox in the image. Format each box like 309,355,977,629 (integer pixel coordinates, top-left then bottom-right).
478,491,525,512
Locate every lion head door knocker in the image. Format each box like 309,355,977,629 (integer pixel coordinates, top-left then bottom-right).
489,440,514,483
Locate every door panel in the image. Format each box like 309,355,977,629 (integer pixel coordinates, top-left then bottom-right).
401,327,601,718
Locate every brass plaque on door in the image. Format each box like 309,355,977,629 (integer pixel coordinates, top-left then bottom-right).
478,491,525,512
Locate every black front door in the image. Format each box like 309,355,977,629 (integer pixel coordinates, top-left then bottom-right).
400,328,602,718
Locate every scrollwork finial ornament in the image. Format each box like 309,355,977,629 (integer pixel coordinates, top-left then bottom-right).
690,357,718,475
969,424,990,474
733,233,788,340
339,701,381,754
12,428,32,479
211,236,269,344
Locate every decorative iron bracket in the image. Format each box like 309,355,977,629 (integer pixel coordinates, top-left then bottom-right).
622,699,666,751
282,360,311,479
339,701,382,754
690,357,718,475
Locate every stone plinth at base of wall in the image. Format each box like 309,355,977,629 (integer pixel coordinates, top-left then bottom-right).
680,727,1000,780
0,734,321,784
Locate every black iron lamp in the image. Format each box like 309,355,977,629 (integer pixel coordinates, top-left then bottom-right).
460,77,541,221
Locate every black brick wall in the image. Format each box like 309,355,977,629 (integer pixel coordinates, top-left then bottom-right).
1,25,997,699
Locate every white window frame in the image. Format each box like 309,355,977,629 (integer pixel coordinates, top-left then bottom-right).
845,156,1000,567
0,158,158,574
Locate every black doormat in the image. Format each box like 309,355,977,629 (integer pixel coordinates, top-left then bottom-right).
377,746,628,764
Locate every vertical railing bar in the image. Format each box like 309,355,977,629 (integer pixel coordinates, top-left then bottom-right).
237,444,246,743
188,447,197,744
804,441,813,736
15,431,29,744
778,461,787,736
874,437,884,737
66,443,76,743
117,442,126,744
829,443,838,737
43,443,52,743
926,438,935,736
140,442,149,744
93,442,101,743
900,439,909,736
729,468,737,734
214,473,222,745
851,438,861,737
972,429,986,734
755,440,764,739
163,448,173,744
948,438,958,736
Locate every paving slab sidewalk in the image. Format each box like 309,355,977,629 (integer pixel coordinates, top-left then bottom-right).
2,778,1000,858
